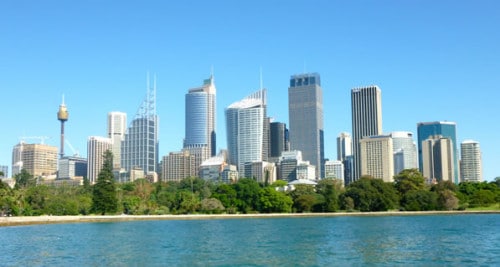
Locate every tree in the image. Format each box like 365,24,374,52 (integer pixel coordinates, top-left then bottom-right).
233,178,262,213
288,184,323,213
258,187,293,213
343,176,399,212
400,190,438,211
316,178,343,212
394,169,425,196
200,198,225,214
14,169,36,189
91,150,118,215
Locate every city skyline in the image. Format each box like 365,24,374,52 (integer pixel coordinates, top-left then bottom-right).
1,1,499,181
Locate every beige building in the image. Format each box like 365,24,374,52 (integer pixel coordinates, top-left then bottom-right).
422,136,455,183
244,161,276,184
360,135,394,182
87,136,112,184
162,150,196,182
15,143,58,177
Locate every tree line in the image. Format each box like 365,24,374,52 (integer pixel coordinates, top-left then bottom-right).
1,152,499,216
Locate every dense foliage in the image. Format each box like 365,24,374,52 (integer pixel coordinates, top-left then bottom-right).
0,169,499,216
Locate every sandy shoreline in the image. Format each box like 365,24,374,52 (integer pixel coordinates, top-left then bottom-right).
1,210,498,227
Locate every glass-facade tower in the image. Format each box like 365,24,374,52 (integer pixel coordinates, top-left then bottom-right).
121,75,159,176
417,121,458,184
288,73,324,179
184,76,216,158
225,89,267,177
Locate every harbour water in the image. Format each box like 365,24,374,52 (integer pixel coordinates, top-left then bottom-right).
0,214,498,266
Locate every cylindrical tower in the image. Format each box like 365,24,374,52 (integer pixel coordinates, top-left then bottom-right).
57,96,69,158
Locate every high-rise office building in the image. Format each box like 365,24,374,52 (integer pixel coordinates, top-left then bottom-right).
279,150,302,182
225,89,267,177
121,75,159,177
11,143,58,177
161,150,196,182
460,140,482,182
390,131,418,175
337,132,352,162
184,76,216,173
288,73,324,179
58,156,87,180
108,111,127,170
360,135,394,182
87,136,112,184
351,86,382,181
417,121,458,183
269,121,288,161
421,135,455,183
325,160,344,183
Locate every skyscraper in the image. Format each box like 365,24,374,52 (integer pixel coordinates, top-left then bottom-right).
121,75,159,177
225,89,267,176
269,121,288,160
11,143,58,177
390,131,418,175
87,136,112,184
337,132,353,185
351,86,382,181
421,135,455,183
184,76,216,167
108,111,127,170
288,73,324,179
417,121,459,183
337,132,352,162
360,135,394,182
460,140,482,182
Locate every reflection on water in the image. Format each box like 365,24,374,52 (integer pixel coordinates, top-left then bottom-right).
0,214,498,266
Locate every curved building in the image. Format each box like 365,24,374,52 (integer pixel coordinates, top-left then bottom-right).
184,76,216,171
225,89,267,176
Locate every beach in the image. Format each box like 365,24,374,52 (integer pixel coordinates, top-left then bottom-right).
1,210,498,227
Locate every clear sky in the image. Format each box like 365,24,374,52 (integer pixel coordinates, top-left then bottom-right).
1,1,499,181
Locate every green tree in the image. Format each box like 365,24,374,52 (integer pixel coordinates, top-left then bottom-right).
400,190,438,211
316,178,343,212
14,169,36,189
233,178,262,213
200,198,225,214
91,150,118,215
394,169,425,196
212,183,238,213
258,187,293,213
342,176,399,212
288,184,322,213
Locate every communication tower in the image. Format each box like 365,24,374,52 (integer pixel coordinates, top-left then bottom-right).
57,95,69,158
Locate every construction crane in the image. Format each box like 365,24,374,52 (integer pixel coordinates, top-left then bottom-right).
65,139,80,157
19,136,51,144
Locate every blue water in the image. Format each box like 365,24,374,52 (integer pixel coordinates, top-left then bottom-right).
0,214,498,266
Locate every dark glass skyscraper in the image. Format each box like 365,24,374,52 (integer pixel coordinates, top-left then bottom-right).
288,73,324,179
417,121,459,183
269,122,287,159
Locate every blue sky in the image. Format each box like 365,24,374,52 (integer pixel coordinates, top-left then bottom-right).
1,1,499,181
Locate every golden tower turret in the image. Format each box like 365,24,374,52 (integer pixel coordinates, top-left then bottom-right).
57,95,69,158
